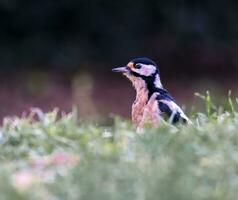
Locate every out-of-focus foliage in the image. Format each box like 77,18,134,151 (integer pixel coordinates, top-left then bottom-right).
0,94,238,199
0,0,238,77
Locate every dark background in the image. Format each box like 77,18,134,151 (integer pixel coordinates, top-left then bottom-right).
0,0,238,119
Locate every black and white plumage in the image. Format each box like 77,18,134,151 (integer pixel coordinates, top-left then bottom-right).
112,57,191,127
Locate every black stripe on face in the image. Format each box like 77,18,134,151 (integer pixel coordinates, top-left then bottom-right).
130,70,159,98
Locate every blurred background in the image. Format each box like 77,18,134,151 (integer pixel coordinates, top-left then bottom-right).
0,0,238,120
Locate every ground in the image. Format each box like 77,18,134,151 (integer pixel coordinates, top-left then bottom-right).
0,94,238,200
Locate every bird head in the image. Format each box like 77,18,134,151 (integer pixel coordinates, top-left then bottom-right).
112,57,163,92
112,57,159,76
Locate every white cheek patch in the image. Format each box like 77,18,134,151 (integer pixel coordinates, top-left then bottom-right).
133,64,156,76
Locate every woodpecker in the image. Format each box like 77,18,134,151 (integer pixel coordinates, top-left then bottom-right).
112,57,191,127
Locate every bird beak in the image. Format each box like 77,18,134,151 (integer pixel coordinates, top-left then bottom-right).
112,66,129,73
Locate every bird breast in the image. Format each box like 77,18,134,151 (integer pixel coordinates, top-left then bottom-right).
132,92,161,127
127,74,161,127
132,87,148,126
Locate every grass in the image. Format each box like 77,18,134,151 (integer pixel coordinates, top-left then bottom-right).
0,93,238,200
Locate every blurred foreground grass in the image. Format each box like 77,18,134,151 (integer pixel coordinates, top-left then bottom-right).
0,93,238,200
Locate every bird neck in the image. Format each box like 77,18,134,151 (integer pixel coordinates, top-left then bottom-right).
132,74,163,103
126,72,163,100
129,76,148,99
144,74,163,99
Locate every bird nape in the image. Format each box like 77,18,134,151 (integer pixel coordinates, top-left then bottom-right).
112,57,191,127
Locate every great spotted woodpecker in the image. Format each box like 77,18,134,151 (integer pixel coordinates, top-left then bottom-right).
112,57,191,127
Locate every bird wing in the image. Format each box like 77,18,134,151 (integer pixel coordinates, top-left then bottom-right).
158,98,190,124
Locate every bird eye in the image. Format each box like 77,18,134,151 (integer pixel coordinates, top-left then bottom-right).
135,64,142,69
